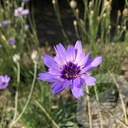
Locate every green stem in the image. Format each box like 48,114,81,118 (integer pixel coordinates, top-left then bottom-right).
10,62,20,128
94,86,103,128
109,73,128,125
86,86,92,128
85,90,128,127
33,99,60,128
53,0,70,44
10,63,37,127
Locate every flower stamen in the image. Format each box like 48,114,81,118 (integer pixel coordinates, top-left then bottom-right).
61,62,80,80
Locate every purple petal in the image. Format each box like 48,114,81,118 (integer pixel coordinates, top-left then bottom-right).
0,75,10,89
14,13,19,17
43,54,57,68
54,55,65,67
49,68,61,75
80,56,102,73
71,77,84,98
75,40,82,52
73,77,80,85
51,80,71,94
75,52,85,64
22,0,29,2
86,56,102,68
17,7,23,11
54,43,67,62
8,38,16,45
75,40,83,58
21,9,29,15
51,82,64,94
75,51,91,67
2,20,9,26
14,7,23,16
81,75,96,86
80,65,91,74
67,45,76,61
38,72,61,82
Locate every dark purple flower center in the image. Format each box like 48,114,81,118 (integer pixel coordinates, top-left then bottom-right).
61,62,80,80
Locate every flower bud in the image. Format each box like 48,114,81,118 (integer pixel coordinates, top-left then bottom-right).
73,20,77,26
13,54,20,63
90,10,94,15
108,25,111,30
52,0,56,4
117,25,120,29
123,8,128,17
89,1,93,8
70,0,77,9
75,8,79,15
103,13,106,18
123,26,126,31
31,50,38,63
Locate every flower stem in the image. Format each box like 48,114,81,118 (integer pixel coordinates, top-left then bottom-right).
85,89,128,127
86,86,92,128
10,62,20,128
10,63,37,127
94,85,103,128
109,73,128,125
52,0,70,44
33,99,60,128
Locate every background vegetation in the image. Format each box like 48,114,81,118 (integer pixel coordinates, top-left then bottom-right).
0,0,128,127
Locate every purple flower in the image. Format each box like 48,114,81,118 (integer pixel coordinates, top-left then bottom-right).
0,75,10,89
14,7,29,17
38,40,102,98
0,20,10,27
22,0,29,2
2,20,9,26
8,38,16,45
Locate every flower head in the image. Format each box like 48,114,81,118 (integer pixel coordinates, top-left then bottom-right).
14,7,29,17
13,54,20,63
0,75,10,89
0,20,10,27
22,0,29,2
31,50,38,63
8,38,16,45
2,20,10,27
38,40,102,98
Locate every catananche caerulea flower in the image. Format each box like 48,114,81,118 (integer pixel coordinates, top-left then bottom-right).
0,20,10,27
38,40,102,98
0,75,10,89
8,38,16,45
22,0,29,2
2,20,10,26
14,7,29,17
